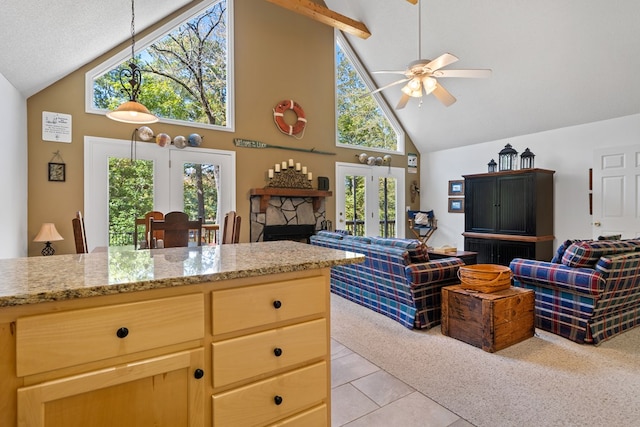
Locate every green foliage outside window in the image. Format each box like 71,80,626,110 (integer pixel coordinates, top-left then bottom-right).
336,41,398,151
93,1,228,126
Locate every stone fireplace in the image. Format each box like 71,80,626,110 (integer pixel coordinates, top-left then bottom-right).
250,188,332,242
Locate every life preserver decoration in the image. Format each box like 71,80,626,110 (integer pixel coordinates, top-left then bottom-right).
273,100,307,138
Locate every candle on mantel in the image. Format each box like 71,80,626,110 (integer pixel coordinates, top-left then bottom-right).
288,158,294,167
268,169,274,179
302,166,307,174
308,172,313,181
282,161,287,170
295,162,301,171
275,164,281,173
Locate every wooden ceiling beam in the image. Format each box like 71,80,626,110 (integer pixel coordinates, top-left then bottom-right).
265,0,371,39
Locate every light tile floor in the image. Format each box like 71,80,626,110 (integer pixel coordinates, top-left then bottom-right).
331,338,475,427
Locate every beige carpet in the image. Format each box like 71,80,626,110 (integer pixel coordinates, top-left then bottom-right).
330,294,640,427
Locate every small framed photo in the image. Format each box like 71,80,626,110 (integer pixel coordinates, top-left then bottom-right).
448,180,464,196
48,162,66,182
448,198,465,213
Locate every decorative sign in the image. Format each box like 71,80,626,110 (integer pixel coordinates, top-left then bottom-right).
42,111,72,143
407,153,418,174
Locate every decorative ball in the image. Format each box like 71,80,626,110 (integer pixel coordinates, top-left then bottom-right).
137,126,154,142
383,155,392,165
375,157,383,166
358,153,368,164
188,133,203,147
367,156,376,166
173,135,187,149
155,133,171,147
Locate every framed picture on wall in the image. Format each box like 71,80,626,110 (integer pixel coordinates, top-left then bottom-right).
448,180,464,196
48,162,66,182
448,198,465,213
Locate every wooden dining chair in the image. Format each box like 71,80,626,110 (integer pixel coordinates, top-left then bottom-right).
133,211,164,249
221,210,241,244
72,211,88,254
149,211,203,248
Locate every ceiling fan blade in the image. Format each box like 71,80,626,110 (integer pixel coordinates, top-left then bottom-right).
372,70,408,75
396,93,411,110
426,53,459,72
368,78,410,95
434,69,492,78
432,83,456,107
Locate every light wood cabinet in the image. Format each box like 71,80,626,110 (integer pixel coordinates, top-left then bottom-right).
1,269,332,426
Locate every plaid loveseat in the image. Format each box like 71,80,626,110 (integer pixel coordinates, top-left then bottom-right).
510,239,640,344
310,231,463,329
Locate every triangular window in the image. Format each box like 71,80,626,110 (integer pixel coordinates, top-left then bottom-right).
86,0,233,131
335,32,404,153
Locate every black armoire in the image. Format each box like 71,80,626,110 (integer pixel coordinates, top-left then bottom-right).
463,168,555,266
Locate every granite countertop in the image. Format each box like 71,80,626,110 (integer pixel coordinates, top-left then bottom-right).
0,241,364,307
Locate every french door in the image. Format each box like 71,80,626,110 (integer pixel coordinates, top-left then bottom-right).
335,162,405,237
84,136,235,250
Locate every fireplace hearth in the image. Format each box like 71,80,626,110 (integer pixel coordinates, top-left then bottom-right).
263,224,316,243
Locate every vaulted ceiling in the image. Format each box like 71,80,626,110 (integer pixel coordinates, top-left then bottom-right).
2,0,638,153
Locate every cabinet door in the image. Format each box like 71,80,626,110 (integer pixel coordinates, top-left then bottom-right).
496,174,533,235
17,349,205,427
495,240,535,266
465,176,497,233
464,238,495,264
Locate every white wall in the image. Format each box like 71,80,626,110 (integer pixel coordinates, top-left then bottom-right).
0,72,28,258
421,113,640,251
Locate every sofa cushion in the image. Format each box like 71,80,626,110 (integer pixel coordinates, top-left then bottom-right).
369,237,420,249
561,240,640,268
551,239,579,263
343,235,372,245
315,230,344,240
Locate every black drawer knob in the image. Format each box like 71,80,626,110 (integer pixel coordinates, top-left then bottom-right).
194,369,204,380
273,347,283,357
273,300,282,309
116,327,129,339
274,395,283,405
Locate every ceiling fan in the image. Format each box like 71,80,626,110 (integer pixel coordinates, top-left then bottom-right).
371,3,491,109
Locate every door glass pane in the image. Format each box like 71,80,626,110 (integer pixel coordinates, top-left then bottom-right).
108,158,154,246
182,163,220,223
344,175,366,236
378,177,397,238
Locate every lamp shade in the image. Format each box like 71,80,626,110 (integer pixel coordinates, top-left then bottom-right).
34,223,64,242
106,101,159,124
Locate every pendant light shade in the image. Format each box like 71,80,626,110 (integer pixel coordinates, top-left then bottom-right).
107,100,159,124
107,0,158,124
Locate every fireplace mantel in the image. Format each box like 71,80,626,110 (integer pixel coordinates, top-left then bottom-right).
250,188,333,213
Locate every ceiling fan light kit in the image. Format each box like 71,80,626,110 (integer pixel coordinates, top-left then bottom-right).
371,3,492,109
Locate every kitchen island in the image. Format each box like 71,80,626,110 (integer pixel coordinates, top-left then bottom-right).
0,241,363,427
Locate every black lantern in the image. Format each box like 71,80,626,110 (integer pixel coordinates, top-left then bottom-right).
520,147,535,169
498,143,518,171
488,159,497,173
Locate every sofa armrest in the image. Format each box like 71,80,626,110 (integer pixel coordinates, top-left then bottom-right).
510,258,604,296
405,257,464,287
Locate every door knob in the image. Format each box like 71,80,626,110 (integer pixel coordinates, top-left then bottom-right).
594,221,601,227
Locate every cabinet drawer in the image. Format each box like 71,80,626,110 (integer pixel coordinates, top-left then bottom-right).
212,319,327,388
267,404,327,426
213,362,327,427
16,293,204,376
212,276,326,335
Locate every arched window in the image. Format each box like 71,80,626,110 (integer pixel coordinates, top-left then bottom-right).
85,0,234,132
335,32,404,154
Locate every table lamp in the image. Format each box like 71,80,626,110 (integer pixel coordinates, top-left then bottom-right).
34,223,64,256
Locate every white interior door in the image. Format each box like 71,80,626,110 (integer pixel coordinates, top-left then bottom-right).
592,145,640,239
335,162,405,237
84,136,236,251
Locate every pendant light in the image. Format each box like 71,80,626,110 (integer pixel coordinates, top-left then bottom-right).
107,0,158,124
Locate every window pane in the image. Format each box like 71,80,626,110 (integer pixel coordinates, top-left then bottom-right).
93,1,229,127
336,39,399,152
379,177,397,238
344,175,366,236
182,162,219,223
108,157,154,246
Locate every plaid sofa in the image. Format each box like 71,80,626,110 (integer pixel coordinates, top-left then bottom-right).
510,239,640,344
310,231,463,329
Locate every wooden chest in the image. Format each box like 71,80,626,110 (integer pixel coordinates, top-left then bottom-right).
441,285,534,352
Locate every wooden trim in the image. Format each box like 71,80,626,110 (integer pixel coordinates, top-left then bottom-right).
265,0,371,39
250,188,332,213
462,232,555,243
463,168,555,179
